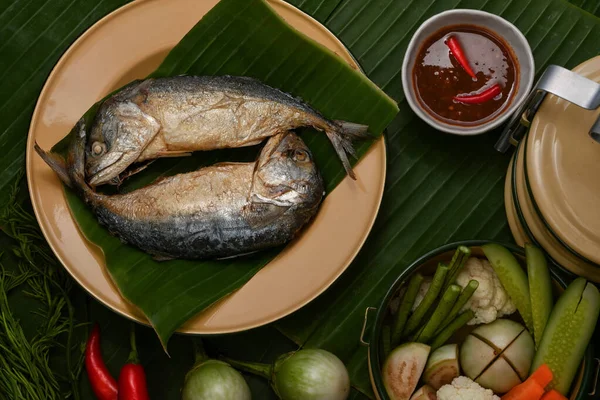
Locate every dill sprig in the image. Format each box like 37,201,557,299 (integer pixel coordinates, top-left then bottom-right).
0,173,87,399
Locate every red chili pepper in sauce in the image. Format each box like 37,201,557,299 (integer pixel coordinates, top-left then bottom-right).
445,35,476,79
453,83,502,104
117,325,150,400
85,324,119,400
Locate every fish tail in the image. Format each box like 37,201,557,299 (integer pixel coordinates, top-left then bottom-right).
327,121,371,180
34,143,73,188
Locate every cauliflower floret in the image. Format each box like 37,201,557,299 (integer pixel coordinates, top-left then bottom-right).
455,257,516,325
436,376,500,400
411,278,432,311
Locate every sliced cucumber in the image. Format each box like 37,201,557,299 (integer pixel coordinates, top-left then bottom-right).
525,244,553,348
481,243,533,332
530,278,600,395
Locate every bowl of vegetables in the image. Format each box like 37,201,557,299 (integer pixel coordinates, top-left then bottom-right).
363,240,599,400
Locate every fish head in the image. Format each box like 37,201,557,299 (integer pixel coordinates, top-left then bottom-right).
85,100,160,186
252,132,324,207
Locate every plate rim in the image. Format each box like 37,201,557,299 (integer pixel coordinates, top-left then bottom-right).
523,126,600,268
25,0,388,334
511,138,600,282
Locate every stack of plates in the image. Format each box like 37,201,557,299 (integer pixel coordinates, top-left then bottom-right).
504,55,600,283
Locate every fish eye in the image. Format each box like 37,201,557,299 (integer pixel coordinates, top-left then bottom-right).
292,149,309,162
91,141,107,156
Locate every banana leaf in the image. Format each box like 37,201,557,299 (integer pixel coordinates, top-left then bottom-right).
274,0,600,396
286,0,345,22
568,0,600,17
50,0,399,349
0,0,131,208
1,0,599,398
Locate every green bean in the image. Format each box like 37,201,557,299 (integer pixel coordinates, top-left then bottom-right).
409,325,425,342
436,280,479,335
416,284,461,343
381,324,391,357
443,246,471,291
404,264,449,336
430,310,474,351
391,273,424,346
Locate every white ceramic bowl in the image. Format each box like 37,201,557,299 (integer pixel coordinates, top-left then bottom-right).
401,9,535,135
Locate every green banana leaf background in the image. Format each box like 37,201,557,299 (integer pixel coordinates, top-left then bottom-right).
0,0,599,399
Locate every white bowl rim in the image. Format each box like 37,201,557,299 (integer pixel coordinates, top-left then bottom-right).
401,8,535,136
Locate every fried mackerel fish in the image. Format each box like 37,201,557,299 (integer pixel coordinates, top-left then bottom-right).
85,75,369,186
35,120,324,261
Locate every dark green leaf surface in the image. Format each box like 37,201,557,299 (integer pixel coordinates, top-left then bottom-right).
275,0,600,396
63,0,398,349
286,0,345,22
0,0,130,208
0,0,598,399
568,0,600,17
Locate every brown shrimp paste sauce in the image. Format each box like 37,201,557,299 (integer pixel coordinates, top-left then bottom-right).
413,24,518,126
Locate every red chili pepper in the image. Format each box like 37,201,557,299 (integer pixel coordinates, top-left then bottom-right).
85,324,119,400
117,325,150,400
445,35,476,79
453,83,502,104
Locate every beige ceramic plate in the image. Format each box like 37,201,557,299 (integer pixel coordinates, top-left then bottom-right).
525,56,600,265
513,140,600,282
504,155,528,247
26,0,387,334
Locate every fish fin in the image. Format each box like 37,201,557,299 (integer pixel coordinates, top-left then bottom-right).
117,78,154,104
151,254,175,262
325,121,371,181
213,161,252,167
215,250,259,260
251,192,294,208
114,160,156,187
245,196,292,229
34,142,73,188
154,151,192,158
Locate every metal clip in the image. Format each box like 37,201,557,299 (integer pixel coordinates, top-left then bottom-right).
495,64,600,153
359,307,377,346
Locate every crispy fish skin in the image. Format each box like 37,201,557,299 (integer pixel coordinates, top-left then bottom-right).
85,75,368,186
35,121,324,260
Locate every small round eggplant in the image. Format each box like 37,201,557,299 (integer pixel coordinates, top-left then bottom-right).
460,319,534,394
409,385,437,400
422,344,459,390
383,342,430,400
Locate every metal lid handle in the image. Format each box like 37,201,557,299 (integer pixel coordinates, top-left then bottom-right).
495,64,600,152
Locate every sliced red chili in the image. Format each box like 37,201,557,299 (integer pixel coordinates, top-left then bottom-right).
445,35,476,79
453,83,502,104
85,324,119,400
117,325,150,400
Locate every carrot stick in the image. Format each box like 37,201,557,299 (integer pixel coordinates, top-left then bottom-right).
501,364,553,400
540,390,567,400
530,364,553,389
501,379,545,400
